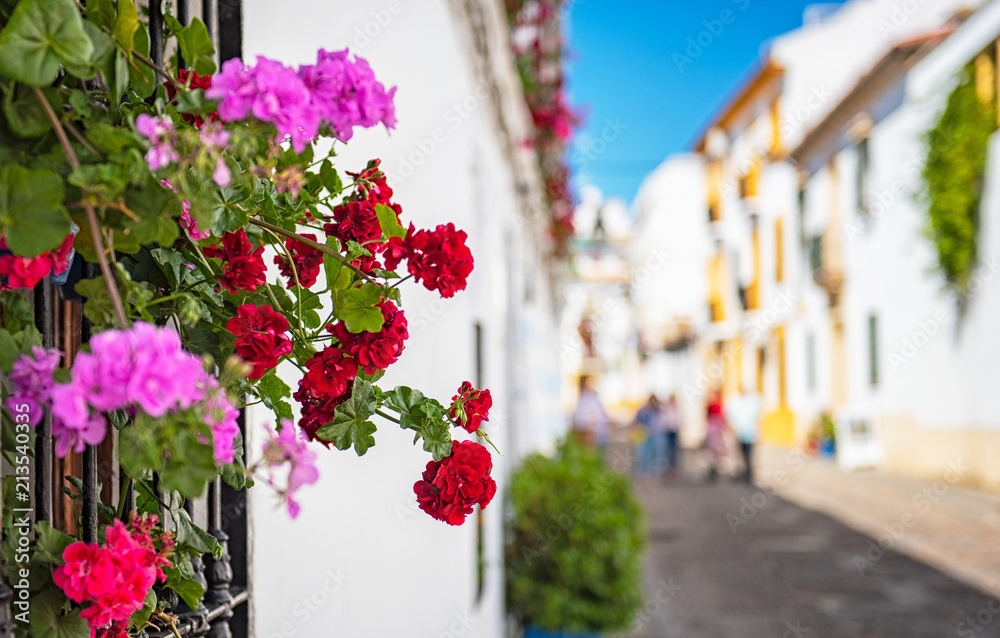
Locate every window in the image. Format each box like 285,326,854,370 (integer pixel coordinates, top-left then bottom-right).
756,347,765,393
707,160,722,222
868,314,879,387
797,186,807,248
808,235,823,275
855,137,870,213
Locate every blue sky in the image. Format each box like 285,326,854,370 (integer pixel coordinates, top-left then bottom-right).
567,0,846,206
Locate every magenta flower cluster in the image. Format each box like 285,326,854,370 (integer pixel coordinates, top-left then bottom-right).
7,323,239,462
260,420,320,518
206,49,396,152
135,114,178,172
5,345,60,426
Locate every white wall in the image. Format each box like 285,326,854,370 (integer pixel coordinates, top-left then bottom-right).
241,1,560,637
840,0,1000,432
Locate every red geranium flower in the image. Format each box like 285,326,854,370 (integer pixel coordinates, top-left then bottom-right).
414,440,496,526
226,304,293,379
203,228,266,294
448,381,492,433
348,159,402,217
165,69,220,128
384,223,474,298
0,233,75,290
327,300,408,374
301,346,359,399
323,200,383,248
293,385,351,445
274,234,323,289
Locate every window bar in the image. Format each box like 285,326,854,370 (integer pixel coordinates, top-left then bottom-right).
81,447,99,543
217,0,242,64
203,0,218,59
33,279,54,524
205,477,235,638
177,0,189,69
149,0,164,68
186,500,210,617
80,263,99,544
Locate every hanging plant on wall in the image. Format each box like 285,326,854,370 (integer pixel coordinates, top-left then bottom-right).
920,63,997,297
0,0,498,635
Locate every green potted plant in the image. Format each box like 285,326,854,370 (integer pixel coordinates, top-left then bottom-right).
505,438,645,637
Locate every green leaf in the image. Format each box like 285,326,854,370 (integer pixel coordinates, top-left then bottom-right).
171,502,222,556
0,0,95,86
182,322,222,363
255,371,294,422
316,377,377,455
163,15,216,75
418,412,452,461
112,49,129,104
128,24,155,98
0,326,42,374
73,276,119,329
336,282,385,334
159,433,217,498
383,386,425,431
375,203,406,239
0,330,21,374
209,186,250,236
0,291,34,332
319,160,342,195
222,431,251,490
2,83,61,138
112,0,139,58
0,165,69,257
85,122,139,155
29,591,89,638
164,570,205,611
32,521,75,568
129,588,157,630
85,0,115,28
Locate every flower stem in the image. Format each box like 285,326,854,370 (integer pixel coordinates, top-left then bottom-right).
390,274,413,288
116,476,134,520
247,217,375,283
32,86,128,329
130,48,182,91
262,226,305,325
375,409,401,425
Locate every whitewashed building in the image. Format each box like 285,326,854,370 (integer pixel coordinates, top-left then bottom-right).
633,0,1000,488
790,0,1000,487
241,1,563,636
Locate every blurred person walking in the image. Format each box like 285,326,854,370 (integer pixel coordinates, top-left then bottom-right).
661,393,682,479
705,388,728,480
727,388,762,483
633,394,665,480
572,376,611,455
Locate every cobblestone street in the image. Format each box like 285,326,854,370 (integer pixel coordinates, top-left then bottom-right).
627,447,1000,638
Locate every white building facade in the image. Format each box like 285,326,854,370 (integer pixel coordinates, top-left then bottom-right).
633,0,1000,488
241,1,563,636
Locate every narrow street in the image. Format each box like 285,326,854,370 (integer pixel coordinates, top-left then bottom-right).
625,451,1000,638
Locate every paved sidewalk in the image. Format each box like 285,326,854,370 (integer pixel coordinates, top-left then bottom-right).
758,444,1000,599
623,446,1000,638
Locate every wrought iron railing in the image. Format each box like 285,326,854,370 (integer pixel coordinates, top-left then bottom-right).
0,1,249,636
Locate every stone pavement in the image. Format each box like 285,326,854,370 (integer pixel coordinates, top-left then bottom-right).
622,445,1000,638
756,444,1000,601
